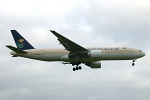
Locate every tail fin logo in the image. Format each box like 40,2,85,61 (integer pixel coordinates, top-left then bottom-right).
17,39,24,48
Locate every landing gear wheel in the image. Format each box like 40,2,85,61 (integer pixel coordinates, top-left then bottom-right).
76,67,78,70
132,63,135,66
78,66,82,70
73,68,76,71
72,66,82,71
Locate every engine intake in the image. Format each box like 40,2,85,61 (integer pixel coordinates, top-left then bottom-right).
88,50,102,60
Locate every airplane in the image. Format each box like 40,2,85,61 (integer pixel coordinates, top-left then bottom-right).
6,30,146,71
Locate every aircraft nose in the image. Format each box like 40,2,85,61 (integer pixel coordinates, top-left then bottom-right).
141,52,146,57
143,52,146,56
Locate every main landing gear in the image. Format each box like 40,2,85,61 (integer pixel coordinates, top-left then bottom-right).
73,66,82,71
72,61,82,71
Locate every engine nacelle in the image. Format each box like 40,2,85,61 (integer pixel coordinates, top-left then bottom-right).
85,61,101,68
88,50,102,59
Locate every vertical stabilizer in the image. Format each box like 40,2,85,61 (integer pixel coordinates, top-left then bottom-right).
11,30,35,50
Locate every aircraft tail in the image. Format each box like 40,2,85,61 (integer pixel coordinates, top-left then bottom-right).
11,30,35,50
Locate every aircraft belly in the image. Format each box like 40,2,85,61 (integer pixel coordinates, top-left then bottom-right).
60,54,100,62
102,53,132,60
21,54,65,61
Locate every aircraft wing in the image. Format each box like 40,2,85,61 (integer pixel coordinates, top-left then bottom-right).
50,30,88,53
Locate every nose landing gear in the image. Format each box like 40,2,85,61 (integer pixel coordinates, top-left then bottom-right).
132,60,136,66
132,62,135,66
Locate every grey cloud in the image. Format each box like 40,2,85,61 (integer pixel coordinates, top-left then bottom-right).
63,0,150,49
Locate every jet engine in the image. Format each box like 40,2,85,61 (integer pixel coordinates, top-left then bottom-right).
88,50,102,59
85,61,101,68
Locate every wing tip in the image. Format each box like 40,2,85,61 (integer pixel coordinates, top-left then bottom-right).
50,30,59,36
10,30,17,32
50,30,55,32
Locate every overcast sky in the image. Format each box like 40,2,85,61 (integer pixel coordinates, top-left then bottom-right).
0,0,150,100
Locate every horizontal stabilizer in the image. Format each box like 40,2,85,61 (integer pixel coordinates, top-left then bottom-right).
6,45,27,54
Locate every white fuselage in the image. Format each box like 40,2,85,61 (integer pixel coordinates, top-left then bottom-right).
10,47,145,63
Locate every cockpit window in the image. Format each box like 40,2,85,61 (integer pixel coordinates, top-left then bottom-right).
123,47,126,49
139,50,142,52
